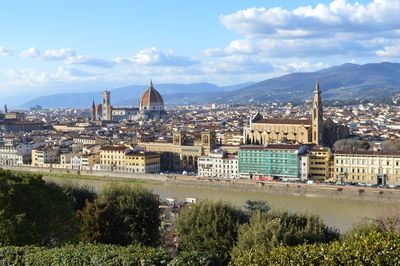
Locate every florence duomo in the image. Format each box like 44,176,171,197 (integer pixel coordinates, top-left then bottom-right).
91,80,168,122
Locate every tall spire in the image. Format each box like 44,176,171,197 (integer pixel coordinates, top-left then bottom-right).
315,80,320,93
150,79,154,89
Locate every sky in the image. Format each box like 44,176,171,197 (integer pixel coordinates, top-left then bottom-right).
1,0,399,105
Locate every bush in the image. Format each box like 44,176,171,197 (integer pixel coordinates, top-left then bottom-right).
176,200,247,262
0,169,79,246
58,182,96,211
79,184,161,246
231,211,340,262
169,251,224,266
0,244,170,265
231,229,400,265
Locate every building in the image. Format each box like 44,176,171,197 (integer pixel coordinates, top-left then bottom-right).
99,145,160,173
139,130,216,172
102,91,112,121
91,80,167,122
198,150,238,179
0,139,32,165
243,81,349,147
32,146,60,166
334,150,400,186
308,145,334,181
124,150,160,173
238,144,305,180
139,80,168,120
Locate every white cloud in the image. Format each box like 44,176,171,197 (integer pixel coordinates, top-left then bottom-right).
42,48,76,60
20,47,114,68
66,55,115,68
220,0,400,38
115,47,198,66
0,47,13,56
20,47,41,58
376,45,400,57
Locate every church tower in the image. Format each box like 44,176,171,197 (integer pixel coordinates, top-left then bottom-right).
91,100,96,121
312,81,323,145
102,90,112,120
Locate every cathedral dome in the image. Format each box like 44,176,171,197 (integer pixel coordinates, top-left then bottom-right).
139,80,164,111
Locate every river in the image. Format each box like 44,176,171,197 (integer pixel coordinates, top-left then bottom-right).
44,176,399,233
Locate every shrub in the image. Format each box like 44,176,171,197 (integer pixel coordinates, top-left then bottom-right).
0,244,170,265
79,184,161,246
176,200,247,262
231,211,340,263
0,169,79,246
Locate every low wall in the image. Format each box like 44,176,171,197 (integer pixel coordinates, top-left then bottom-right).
2,165,400,202
164,178,400,202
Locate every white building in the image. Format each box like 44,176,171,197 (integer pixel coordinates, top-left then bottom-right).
0,139,32,165
198,150,238,179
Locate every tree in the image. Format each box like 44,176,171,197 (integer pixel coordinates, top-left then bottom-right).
231,211,340,261
0,169,78,246
176,201,247,262
359,141,370,151
79,184,160,246
244,200,270,215
59,182,96,211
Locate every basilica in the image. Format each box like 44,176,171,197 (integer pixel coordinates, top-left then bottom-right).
243,81,349,147
91,80,168,122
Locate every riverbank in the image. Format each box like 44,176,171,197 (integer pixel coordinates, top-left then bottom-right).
2,165,400,202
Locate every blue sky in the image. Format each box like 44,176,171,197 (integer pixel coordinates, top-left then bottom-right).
0,0,398,105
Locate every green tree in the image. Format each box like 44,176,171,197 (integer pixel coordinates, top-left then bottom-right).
231,211,340,261
79,184,160,246
176,200,247,262
59,182,96,211
244,200,270,215
0,169,78,246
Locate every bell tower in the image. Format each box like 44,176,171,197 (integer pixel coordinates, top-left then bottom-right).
312,81,323,145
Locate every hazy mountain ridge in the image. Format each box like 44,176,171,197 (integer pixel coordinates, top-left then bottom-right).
20,62,400,108
224,62,400,103
21,82,254,108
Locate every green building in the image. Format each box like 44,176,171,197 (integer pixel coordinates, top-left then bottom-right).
238,144,304,179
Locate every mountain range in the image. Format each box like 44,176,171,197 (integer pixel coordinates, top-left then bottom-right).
20,62,400,108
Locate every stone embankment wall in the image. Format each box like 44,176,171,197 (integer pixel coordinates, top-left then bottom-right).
2,165,400,202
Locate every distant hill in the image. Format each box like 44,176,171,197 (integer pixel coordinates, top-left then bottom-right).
20,62,400,108
223,62,400,103
21,82,254,108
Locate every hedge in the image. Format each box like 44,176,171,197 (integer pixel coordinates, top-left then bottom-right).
0,244,170,265
230,230,400,265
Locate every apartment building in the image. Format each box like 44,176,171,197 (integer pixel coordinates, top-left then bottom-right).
198,150,238,179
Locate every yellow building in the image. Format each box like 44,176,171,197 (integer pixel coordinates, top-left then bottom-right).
99,145,160,173
334,151,400,186
32,147,60,166
124,151,160,173
308,146,333,181
100,145,127,171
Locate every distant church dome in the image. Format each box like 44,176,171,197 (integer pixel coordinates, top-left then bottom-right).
139,80,164,111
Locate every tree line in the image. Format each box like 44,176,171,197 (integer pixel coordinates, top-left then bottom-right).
1,168,400,265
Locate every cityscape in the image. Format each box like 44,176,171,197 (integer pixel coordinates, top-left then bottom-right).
2,0,400,265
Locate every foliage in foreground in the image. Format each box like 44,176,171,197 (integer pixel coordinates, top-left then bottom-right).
0,243,169,266
230,229,400,266
79,184,161,246
0,169,79,246
176,200,247,262
231,211,340,263
169,251,224,266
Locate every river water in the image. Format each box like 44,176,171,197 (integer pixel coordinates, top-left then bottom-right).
44,176,399,233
